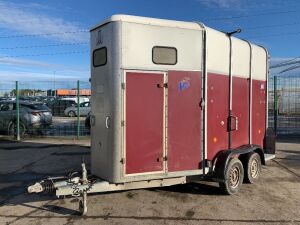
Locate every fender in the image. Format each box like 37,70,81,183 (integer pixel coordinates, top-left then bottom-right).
212,145,265,182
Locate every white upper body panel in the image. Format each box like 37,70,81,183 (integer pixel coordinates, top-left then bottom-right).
91,14,267,78
252,45,268,81
206,27,230,75
91,14,203,31
121,21,203,71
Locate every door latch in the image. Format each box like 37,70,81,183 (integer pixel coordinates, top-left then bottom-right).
157,83,168,88
156,156,168,162
199,98,205,110
227,115,239,131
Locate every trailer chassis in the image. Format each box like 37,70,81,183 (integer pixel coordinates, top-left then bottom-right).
28,146,275,216
28,162,203,215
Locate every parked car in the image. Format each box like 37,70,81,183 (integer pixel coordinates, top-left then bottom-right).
47,99,76,116
61,97,90,104
0,100,52,136
0,97,15,101
64,101,91,117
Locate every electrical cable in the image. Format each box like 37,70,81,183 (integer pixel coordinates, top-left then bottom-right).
247,31,300,39
270,57,300,69
0,9,298,39
0,42,88,50
245,21,300,30
0,50,89,58
206,9,300,21
280,64,300,73
0,30,88,39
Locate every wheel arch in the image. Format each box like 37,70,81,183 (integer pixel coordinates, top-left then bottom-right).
212,145,265,182
7,119,27,135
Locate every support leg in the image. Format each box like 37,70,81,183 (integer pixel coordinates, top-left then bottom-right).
79,191,87,216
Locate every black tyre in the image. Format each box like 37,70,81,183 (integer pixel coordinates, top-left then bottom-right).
68,111,76,117
7,121,26,137
244,152,261,184
219,158,244,195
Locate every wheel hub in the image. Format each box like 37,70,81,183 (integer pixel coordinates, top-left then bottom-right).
229,166,240,188
250,159,259,178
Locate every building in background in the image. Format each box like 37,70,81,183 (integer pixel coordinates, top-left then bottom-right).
47,89,91,97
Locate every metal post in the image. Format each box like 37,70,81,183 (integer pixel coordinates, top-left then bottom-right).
77,80,80,139
273,76,278,135
16,81,20,141
228,34,233,149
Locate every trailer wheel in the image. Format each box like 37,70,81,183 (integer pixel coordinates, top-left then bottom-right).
244,152,261,183
219,158,244,195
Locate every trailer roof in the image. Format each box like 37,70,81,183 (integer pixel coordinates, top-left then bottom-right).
90,14,268,59
90,14,204,31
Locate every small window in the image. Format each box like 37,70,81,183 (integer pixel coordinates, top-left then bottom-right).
93,47,107,67
152,46,177,65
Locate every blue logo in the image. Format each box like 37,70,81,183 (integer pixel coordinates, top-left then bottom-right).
178,78,191,92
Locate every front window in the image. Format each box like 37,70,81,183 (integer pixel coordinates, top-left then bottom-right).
93,47,107,67
152,46,177,65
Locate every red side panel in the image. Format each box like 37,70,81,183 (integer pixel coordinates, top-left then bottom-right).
126,72,164,174
207,73,229,160
252,79,266,147
232,76,249,148
167,71,201,171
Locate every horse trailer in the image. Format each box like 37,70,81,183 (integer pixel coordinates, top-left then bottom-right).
28,15,276,215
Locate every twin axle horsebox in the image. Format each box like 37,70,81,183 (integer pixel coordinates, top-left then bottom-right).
28,15,275,215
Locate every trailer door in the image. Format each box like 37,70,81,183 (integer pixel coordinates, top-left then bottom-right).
232,76,250,148
125,71,165,174
167,71,202,171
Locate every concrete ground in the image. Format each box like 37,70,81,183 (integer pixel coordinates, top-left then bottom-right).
0,138,299,225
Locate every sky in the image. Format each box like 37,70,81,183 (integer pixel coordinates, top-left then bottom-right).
0,0,299,87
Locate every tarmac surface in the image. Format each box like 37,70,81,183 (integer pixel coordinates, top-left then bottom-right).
0,138,299,225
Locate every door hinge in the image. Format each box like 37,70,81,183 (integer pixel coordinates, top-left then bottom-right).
120,158,125,164
199,98,205,110
157,83,168,88
121,120,125,127
163,156,168,161
121,83,125,89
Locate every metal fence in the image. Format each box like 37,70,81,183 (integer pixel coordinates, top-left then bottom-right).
1,76,300,140
0,80,90,140
269,75,300,137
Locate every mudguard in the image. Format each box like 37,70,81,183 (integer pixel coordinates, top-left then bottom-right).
213,145,265,182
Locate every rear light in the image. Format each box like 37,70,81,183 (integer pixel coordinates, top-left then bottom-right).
31,111,40,116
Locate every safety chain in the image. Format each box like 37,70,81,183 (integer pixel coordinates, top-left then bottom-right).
67,172,96,197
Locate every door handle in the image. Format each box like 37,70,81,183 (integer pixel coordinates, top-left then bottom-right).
105,116,110,129
228,115,238,131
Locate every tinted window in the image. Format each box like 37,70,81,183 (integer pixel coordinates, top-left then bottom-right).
22,103,49,110
66,101,76,107
79,102,89,107
152,46,177,65
93,47,107,67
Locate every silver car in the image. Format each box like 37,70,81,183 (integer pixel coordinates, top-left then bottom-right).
0,101,52,136
64,101,91,117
